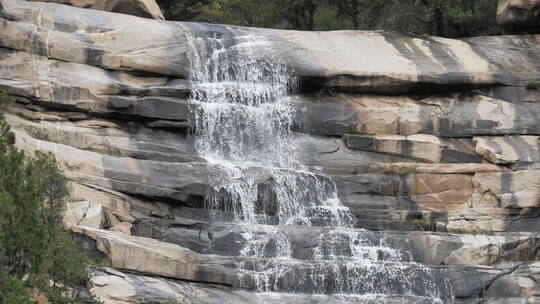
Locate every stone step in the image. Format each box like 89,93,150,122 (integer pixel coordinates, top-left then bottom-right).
132,218,540,268
75,224,540,302
93,267,451,304
75,224,451,297
343,134,482,163
172,203,445,229
93,264,540,304
132,219,414,262
356,219,443,232
235,257,452,298
170,205,447,234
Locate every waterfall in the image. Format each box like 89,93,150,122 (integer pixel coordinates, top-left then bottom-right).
187,29,454,303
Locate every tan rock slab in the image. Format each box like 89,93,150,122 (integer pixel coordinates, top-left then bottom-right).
72,225,237,285
447,207,540,232
345,93,540,137
11,129,212,203
344,134,481,163
30,0,165,20
2,0,539,92
410,231,540,266
472,170,540,208
356,162,509,175
406,173,473,211
475,136,540,169
64,200,103,228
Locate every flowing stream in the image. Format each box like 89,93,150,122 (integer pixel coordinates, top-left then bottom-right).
187,28,454,303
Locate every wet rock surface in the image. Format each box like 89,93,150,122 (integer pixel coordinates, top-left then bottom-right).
1,0,540,303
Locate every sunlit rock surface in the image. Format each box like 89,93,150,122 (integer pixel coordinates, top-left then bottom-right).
1,0,540,303
28,0,164,19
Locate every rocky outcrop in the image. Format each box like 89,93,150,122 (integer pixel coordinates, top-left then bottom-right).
87,226,540,302
475,136,540,169
30,0,165,19
1,0,540,303
1,0,538,93
449,264,540,303
343,134,482,163
92,267,463,304
341,93,540,137
497,0,540,32
92,267,254,304
72,225,238,286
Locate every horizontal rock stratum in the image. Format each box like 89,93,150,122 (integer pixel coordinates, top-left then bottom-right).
1,0,538,93
29,0,165,19
1,0,540,303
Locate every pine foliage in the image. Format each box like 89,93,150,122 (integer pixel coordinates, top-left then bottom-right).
158,0,501,37
0,93,96,303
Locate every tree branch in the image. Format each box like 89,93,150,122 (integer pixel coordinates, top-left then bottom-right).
405,13,434,24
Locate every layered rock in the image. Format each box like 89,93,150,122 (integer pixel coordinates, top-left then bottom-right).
475,136,540,169
29,0,165,19
72,225,238,286
342,93,540,137
343,134,482,163
92,267,254,304
1,0,540,303
1,0,538,92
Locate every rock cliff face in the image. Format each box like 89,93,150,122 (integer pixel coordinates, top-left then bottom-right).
1,0,540,303
29,0,165,19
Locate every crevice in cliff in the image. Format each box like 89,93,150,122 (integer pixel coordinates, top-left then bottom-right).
106,268,236,288
317,139,341,155
12,99,192,131
124,191,205,211
299,74,502,96
479,263,525,298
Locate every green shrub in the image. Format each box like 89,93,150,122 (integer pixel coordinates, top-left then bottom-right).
0,92,97,303
0,277,32,304
526,82,540,90
158,0,501,37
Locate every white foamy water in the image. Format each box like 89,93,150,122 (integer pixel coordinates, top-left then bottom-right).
187,28,454,303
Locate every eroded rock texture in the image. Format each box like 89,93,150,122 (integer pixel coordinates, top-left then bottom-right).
1,0,540,303
29,0,165,19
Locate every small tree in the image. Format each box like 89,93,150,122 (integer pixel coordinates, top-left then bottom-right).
330,0,389,29
0,277,32,304
390,0,500,37
0,92,96,303
0,111,49,303
195,0,281,27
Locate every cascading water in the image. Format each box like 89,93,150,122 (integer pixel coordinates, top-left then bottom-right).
187,28,454,303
